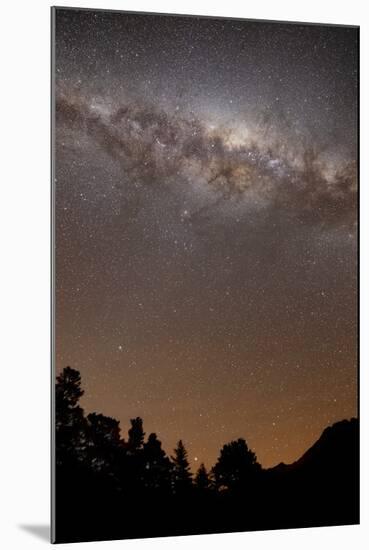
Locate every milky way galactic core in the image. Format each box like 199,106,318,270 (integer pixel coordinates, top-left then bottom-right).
54,9,358,469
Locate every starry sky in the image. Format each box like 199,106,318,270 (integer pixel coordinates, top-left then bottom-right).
53,8,358,469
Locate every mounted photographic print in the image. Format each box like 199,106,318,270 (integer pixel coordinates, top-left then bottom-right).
51,7,359,544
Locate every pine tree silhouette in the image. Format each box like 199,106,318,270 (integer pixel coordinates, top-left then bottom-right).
171,440,193,494
87,412,122,476
195,462,211,491
55,366,88,466
143,433,172,492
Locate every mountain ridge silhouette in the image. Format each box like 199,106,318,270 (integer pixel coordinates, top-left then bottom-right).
267,417,358,472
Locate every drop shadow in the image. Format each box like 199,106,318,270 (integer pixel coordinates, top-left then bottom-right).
19,524,50,542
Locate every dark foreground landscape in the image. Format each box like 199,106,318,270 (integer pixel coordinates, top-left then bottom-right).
54,367,359,543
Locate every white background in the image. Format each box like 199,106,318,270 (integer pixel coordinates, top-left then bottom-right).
0,0,367,547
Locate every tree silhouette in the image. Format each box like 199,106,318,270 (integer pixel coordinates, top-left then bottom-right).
128,417,145,452
212,438,260,492
171,440,193,494
195,462,212,492
55,366,88,466
122,417,146,492
56,366,84,408
143,433,172,492
87,412,122,477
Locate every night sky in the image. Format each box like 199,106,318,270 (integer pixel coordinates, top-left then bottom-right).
54,8,358,469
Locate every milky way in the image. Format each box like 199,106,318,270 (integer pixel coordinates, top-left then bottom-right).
54,8,358,468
